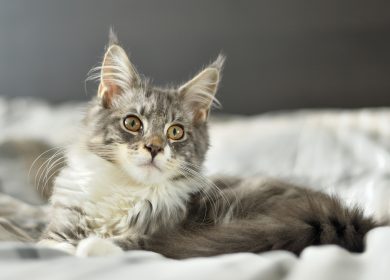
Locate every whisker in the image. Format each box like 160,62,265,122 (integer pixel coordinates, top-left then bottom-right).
28,146,64,182
177,161,232,209
42,158,66,196
36,148,65,193
34,148,65,193
167,158,234,218
165,161,216,221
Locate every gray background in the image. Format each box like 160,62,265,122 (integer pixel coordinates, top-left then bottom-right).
0,0,389,115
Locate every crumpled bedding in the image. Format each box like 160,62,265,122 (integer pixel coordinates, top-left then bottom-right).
0,97,389,280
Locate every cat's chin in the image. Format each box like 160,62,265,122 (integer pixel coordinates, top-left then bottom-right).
121,163,171,186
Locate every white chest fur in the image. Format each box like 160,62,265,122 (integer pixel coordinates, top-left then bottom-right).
51,148,193,238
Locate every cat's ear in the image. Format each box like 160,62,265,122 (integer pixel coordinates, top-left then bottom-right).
179,54,225,124
97,31,140,108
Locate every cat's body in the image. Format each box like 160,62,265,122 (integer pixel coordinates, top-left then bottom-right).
39,32,378,257
149,177,376,258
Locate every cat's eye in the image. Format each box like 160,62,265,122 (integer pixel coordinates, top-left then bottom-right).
167,124,185,141
124,115,142,132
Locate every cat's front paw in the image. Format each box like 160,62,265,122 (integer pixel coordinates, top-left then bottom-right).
76,236,123,257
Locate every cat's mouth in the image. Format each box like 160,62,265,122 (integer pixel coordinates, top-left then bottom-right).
139,162,162,172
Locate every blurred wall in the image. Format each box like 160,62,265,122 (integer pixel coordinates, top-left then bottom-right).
0,0,389,115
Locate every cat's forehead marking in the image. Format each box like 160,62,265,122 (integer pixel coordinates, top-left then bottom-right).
110,86,191,132
132,88,183,117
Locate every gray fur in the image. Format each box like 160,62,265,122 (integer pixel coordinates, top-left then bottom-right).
146,178,378,258
41,35,378,257
84,82,210,171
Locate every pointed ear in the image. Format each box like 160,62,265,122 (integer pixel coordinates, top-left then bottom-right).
179,55,225,124
97,34,140,108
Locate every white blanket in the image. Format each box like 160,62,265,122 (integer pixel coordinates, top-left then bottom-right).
0,98,389,280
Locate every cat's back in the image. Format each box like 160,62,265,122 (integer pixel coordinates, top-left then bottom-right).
210,175,312,214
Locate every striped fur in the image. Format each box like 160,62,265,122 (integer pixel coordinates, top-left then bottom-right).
40,33,378,257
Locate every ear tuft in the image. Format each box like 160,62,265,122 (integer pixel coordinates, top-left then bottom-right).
209,54,226,72
91,31,140,108
179,55,225,124
108,27,119,46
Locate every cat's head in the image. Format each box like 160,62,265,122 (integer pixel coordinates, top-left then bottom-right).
84,33,224,185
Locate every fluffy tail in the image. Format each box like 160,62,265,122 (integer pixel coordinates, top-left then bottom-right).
145,195,379,259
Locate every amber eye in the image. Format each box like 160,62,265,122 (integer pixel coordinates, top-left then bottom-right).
123,115,142,132
167,125,185,140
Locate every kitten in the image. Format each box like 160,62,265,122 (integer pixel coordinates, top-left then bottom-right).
39,32,378,257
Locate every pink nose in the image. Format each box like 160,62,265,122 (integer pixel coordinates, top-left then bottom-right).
144,144,163,159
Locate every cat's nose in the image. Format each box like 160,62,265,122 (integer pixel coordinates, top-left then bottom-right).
144,144,163,160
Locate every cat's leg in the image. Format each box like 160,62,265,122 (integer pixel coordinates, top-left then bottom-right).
75,232,143,257
41,228,126,257
75,236,123,257
38,206,89,255
75,233,141,257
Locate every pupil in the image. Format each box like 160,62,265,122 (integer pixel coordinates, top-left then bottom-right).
131,120,135,127
173,128,177,135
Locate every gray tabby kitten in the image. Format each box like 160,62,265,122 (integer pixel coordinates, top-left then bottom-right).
39,33,377,257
